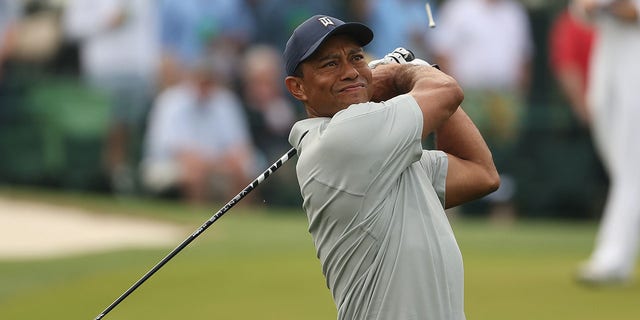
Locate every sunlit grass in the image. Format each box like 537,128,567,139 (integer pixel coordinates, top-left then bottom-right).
0,188,638,320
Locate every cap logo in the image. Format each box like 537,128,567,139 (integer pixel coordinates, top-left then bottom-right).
318,17,334,27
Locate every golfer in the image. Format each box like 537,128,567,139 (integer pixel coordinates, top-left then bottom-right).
284,15,500,319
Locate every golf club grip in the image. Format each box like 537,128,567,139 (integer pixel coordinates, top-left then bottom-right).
95,147,298,320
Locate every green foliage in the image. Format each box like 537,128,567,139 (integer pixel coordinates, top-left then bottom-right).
0,76,109,188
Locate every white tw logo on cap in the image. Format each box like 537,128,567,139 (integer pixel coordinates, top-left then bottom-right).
318,17,334,27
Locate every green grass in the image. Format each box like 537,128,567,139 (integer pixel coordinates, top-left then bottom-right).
457,221,639,320
1,188,638,320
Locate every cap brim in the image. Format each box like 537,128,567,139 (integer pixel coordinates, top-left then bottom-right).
298,22,373,64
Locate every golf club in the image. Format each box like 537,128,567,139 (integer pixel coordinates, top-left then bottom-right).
426,2,436,28
95,146,298,320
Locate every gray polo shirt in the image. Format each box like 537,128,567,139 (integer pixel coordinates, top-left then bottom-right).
289,94,465,320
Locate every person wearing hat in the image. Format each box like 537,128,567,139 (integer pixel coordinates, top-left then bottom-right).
283,15,499,319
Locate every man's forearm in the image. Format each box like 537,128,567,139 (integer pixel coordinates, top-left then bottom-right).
435,107,494,167
370,63,463,138
370,64,458,102
435,107,499,208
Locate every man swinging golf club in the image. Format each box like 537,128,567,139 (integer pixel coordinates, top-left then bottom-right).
284,15,500,319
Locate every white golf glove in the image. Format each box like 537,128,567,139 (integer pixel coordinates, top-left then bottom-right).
407,58,431,66
368,47,435,69
368,47,415,69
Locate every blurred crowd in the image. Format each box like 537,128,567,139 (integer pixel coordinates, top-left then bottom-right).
0,0,611,216
1,0,451,206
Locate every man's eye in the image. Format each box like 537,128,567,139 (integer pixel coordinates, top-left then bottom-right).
353,55,364,61
323,61,337,68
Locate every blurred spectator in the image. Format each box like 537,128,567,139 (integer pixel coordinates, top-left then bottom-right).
360,0,436,59
159,0,253,89
240,45,296,161
549,5,596,127
0,0,20,82
573,0,640,285
141,58,255,204
243,0,346,51
63,0,160,194
239,44,299,206
432,0,534,221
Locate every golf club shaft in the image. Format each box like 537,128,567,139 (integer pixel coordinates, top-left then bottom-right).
95,147,298,320
426,2,436,28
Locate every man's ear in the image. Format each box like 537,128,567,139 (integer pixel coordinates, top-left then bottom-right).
285,76,307,102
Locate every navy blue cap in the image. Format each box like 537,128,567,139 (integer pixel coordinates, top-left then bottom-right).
284,15,373,76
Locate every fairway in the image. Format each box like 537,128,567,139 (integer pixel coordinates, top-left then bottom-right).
0,189,638,320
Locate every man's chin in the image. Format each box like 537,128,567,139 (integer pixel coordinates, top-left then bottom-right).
340,94,369,107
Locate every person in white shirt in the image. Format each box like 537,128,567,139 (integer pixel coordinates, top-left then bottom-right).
141,58,255,204
572,0,640,285
64,0,159,194
433,0,534,221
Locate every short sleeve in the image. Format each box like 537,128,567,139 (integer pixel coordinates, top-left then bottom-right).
419,150,449,207
327,94,424,170
290,94,424,195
